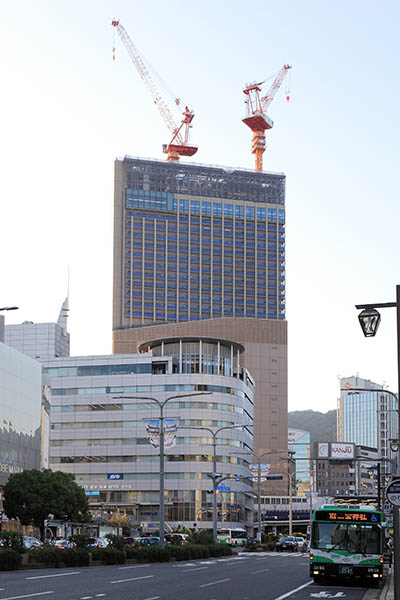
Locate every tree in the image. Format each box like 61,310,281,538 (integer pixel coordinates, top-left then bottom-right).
3,469,90,540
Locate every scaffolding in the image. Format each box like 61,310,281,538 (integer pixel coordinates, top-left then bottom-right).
121,156,285,205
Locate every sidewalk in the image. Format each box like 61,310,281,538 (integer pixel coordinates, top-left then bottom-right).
379,567,393,600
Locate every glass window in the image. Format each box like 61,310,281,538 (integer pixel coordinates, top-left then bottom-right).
213,203,222,216
246,206,255,220
224,204,233,217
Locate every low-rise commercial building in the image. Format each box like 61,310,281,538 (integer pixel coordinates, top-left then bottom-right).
45,336,255,533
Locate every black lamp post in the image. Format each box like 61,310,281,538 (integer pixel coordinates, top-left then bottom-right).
356,284,400,600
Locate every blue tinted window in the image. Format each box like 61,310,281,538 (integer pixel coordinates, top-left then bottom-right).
224,204,233,217
268,208,277,222
213,203,222,216
235,205,244,219
246,206,255,220
191,200,200,215
257,207,266,221
202,201,211,216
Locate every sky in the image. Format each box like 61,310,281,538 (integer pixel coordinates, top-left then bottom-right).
1,0,399,414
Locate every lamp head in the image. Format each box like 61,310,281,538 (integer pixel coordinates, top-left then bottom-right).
358,308,381,337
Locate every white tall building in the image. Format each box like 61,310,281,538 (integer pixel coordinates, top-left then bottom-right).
338,375,398,479
5,299,70,360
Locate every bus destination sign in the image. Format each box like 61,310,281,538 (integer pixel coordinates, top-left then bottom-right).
314,510,381,523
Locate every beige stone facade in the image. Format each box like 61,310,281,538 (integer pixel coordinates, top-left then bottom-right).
113,318,288,493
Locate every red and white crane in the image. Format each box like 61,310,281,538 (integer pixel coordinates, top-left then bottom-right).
242,64,292,172
112,19,198,162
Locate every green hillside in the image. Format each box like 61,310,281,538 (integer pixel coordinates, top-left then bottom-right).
288,409,337,444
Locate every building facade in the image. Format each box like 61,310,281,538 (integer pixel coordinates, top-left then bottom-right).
112,157,288,485
338,375,397,478
45,337,255,533
288,428,311,495
0,342,43,527
5,299,70,360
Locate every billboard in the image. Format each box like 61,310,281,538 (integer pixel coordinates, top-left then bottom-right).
331,442,354,459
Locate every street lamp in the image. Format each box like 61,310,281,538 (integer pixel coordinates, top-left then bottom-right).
0,307,19,312
114,392,211,548
234,450,292,540
355,284,400,600
181,424,254,544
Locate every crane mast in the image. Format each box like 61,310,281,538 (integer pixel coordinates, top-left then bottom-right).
243,64,291,172
112,20,197,162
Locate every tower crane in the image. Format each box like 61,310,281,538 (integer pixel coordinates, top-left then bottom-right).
242,64,292,172
112,19,198,162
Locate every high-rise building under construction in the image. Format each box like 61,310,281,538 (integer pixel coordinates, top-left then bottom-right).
113,156,288,473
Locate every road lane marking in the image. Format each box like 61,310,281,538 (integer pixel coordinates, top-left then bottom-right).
80,597,93,599
143,597,160,600
183,566,209,572
118,564,151,569
110,575,154,584
250,568,270,574
272,581,313,600
199,578,231,588
26,572,80,579
0,593,54,600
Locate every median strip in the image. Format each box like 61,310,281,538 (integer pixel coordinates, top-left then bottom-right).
199,578,231,588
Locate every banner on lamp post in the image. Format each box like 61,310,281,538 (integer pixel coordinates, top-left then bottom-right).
250,463,270,482
146,419,179,449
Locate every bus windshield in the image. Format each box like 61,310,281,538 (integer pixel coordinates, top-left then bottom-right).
312,522,381,554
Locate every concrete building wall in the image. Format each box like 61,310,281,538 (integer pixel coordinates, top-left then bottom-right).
45,348,255,532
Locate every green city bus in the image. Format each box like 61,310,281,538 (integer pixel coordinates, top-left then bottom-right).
309,505,385,584
217,528,248,547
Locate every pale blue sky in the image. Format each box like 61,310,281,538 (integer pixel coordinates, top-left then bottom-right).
1,1,399,412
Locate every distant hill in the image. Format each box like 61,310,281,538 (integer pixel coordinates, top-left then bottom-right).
288,409,337,444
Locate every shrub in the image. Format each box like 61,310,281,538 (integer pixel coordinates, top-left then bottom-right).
135,547,170,563
69,534,90,549
208,544,232,557
62,549,90,567
0,532,24,553
91,548,126,565
104,533,125,551
190,531,213,545
0,549,22,570
29,547,63,567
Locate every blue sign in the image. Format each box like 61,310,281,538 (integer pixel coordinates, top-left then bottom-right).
107,473,123,480
217,484,231,491
85,491,100,496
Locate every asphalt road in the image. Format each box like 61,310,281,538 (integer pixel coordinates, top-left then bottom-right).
0,552,383,600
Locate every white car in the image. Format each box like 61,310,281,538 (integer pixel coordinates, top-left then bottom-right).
23,536,42,549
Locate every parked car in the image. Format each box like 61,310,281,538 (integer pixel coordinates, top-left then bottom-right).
23,536,42,549
165,533,189,546
276,536,298,552
137,536,160,547
54,539,74,549
88,537,109,548
123,536,136,547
